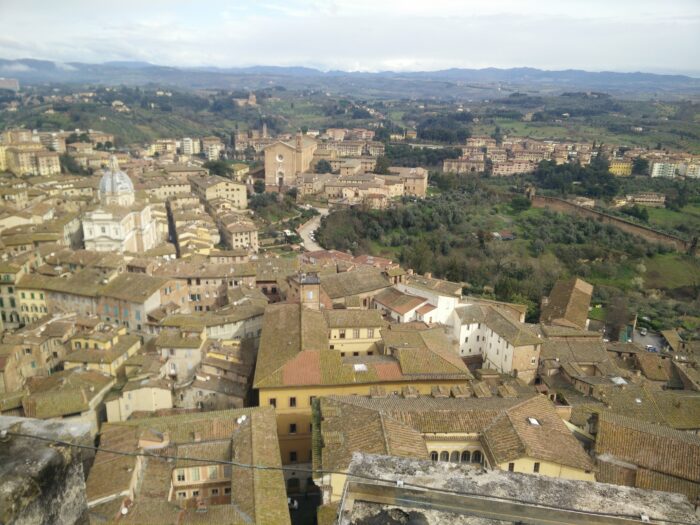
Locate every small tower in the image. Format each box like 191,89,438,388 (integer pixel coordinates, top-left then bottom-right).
290,271,321,310
295,130,302,153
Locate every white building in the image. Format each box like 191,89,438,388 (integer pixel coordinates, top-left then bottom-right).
450,304,542,384
181,137,200,155
650,162,678,178
394,275,462,326
82,156,161,253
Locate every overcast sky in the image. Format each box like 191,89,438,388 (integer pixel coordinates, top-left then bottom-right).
1,0,699,75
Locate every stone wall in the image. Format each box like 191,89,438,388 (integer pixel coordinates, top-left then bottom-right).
530,195,693,253
0,416,93,525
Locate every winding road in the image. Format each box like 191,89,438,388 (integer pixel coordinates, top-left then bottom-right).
297,207,328,251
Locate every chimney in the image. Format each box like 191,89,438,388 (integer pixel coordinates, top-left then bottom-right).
295,130,302,152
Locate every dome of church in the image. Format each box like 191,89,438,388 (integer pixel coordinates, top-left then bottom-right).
99,156,134,196
98,156,135,207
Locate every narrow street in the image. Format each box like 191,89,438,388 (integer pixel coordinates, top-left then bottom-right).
298,207,328,251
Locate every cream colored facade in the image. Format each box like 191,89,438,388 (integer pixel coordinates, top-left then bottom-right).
495,457,595,481
264,134,318,188
105,383,173,422
190,175,247,210
6,145,60,176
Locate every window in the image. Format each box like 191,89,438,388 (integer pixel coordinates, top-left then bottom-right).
533,462,540,473
191,468,200,481
269,398,276,408
439,451,449,462
289,397,296,408
530,356,537,365
224,487,231,495
508,463,515,472
430,451,438,461
211,488,219,496
209,466,217,479
353,352,359,357
472,451,482,464
192,491,199,497
177,469,185,482
177,491,186,499
461,451,471,463
450,451,460,463
290,451,297,463
309,396,316,405
339,329,346,339
289,423,297,434
353,329,360,339
367,328,374,338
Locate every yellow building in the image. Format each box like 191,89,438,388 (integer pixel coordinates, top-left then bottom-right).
63,330,141,377
16,274,50,325
253,303,473,494
609,159,633,176
313,394,596,502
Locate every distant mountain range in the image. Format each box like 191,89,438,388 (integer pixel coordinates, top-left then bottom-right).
1,58,699,98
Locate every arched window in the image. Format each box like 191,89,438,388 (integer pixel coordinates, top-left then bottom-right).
450,451,460,463
461,451,471,463
439,451,449,462
472,451,482,464
430,451,438,461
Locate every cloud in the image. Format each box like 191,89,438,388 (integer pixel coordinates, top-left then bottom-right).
0,0,698,75
0,63,33,72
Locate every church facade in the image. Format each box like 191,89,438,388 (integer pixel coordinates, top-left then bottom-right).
82,156,161,253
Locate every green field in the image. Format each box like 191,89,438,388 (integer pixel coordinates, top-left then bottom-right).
646,204,700,232
643,253,700,290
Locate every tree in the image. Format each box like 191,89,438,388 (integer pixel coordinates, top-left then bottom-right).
606,296,630,341
253,180,266,194
374,156,391,174
315,159,333,174
632,157,649,175
510,196,531,213
59,154,84,175
490,126,503,145
203,160,233,178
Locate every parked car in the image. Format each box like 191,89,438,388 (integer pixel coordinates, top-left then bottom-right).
645,345,658,353
639,327,648,336
288,498,299,510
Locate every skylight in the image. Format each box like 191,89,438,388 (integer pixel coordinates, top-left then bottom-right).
527,417,541,426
